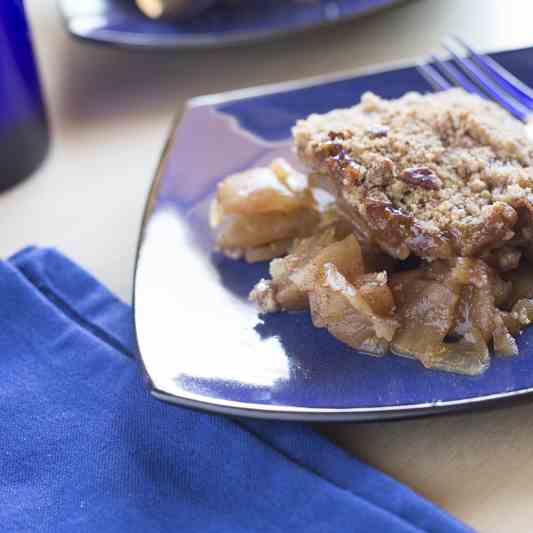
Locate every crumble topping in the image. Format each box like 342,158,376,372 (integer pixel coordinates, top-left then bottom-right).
293,89,533,259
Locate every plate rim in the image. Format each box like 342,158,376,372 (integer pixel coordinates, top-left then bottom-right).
57,0,407,50
133,44,533,421
148,383,533,422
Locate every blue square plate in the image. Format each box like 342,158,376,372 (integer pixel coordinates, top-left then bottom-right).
59,0,405,49
134,46,533,421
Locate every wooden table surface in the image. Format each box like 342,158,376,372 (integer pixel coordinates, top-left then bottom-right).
5,1,533,530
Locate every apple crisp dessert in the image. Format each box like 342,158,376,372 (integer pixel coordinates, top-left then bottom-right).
211,89,533,375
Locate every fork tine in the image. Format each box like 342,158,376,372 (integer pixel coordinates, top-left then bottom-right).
416,62,452,92
452,35,533,110
430,55,485,97
442,41,529,121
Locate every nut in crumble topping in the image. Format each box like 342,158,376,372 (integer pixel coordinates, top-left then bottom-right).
399,167,442,190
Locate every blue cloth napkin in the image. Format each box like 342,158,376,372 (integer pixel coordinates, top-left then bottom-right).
0,247,473,533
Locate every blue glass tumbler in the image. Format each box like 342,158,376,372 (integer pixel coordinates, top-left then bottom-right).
0,1,49,191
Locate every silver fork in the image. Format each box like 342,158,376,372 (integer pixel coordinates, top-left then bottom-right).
416,36,533,137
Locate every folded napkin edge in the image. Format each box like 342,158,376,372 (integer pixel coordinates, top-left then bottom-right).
8,246,136,358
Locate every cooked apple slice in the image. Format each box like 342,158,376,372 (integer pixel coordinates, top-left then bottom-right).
308,263,398,355
216,161,314,216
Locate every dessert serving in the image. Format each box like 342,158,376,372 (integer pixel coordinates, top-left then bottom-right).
210,88,533,375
